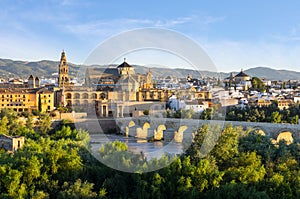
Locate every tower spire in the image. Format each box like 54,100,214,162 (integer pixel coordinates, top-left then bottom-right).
58,50,70,88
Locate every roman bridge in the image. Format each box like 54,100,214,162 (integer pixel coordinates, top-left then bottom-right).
75,117,300,143
116,117,300,142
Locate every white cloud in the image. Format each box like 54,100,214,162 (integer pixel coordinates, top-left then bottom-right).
64,18,182,36
63,15,224,38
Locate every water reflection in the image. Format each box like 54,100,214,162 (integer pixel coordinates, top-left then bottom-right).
90,134,183,160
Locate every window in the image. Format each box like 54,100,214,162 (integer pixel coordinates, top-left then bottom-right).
48,100,51,103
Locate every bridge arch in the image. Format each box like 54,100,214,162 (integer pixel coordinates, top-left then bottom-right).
251,126,266,136
276,130,294,145
178,125,188,134
143,122,150,130
154,124,166,140
128,120,135,128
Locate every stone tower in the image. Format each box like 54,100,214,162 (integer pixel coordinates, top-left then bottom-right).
117,58,135,75
28,75,35,88
58,50,70,88
35,77,40,88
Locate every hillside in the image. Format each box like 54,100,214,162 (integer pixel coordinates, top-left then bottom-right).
0,58,80,79
0,58,299,81
243,67,300,80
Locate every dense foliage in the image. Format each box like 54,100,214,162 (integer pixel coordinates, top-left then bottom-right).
251,77,266,92
226,102,300,124
0,109,299,198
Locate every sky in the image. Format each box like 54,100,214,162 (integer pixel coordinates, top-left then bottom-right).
1,0,300,72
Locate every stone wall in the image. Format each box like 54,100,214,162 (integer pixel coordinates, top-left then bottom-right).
0,134,24,152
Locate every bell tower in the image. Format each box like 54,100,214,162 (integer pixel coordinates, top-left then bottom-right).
58,50,70,88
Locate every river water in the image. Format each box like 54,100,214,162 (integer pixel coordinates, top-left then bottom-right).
89,134,185,160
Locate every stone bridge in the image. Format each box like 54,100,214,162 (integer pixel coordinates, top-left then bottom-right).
76,117,300,143
115,117,300,143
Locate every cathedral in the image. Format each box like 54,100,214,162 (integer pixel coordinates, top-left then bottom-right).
57,51,171,117
57,51,212,118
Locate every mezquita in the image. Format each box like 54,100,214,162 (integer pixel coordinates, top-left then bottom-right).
58,51,178,117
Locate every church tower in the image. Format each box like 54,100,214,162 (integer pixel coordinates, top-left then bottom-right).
58,50,70,88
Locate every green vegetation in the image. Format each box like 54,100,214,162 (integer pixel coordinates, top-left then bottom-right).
251,77,266,92
168,107,219,120
0,109,299,198
143,109,149,115
226,102,300,124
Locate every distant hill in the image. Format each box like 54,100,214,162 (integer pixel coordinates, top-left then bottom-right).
0,58,80,79
0,58,299,81
243,67,300,81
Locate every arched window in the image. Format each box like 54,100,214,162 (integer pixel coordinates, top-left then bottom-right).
74,93,80,99
91,93,97,99
100,93,106,100
66,93,72,99
82,93,88,99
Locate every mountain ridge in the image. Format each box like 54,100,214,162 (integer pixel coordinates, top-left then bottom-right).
0,58,299,81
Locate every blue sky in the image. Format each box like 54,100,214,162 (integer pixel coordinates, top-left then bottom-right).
1,0,300,72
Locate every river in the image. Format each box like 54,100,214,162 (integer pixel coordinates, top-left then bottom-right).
89,134,184,160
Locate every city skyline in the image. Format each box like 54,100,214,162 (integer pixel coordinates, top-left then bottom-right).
2,1,300,72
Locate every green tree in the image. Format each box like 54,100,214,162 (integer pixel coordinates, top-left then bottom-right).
271,111,281,123
290,115,299,124
225,152,266,184
38,113,52,134
0,116,9,135
143,109,149,115
201,108,213,120
251,77,266,92
26,114,34,130
38,94,42,112
185,124,209,164
58,179,97,199
210,125,240,167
